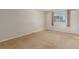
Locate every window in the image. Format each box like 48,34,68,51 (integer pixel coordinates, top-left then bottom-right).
54,11,67,22
52,10,70,27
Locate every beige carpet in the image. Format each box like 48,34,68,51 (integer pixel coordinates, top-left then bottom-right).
0,30,79,49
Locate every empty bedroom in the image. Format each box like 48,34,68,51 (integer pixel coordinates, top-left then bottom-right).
0,9,79,49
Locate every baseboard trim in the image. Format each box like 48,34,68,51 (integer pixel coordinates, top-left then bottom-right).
0,29,45,43
48,29,79,36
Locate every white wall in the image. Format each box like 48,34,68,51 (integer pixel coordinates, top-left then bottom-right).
46,10,79,34
0,9,46,42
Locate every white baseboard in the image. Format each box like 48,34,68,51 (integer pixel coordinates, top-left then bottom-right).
0,29,44,42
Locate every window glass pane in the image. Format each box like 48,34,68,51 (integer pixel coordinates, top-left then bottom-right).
54,11,67,23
